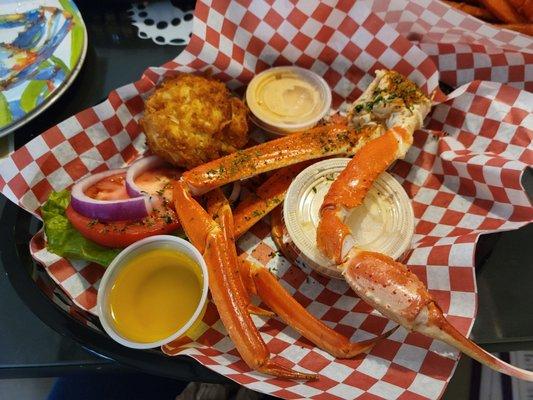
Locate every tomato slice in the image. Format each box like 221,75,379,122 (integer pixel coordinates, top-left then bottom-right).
84,173,130,200
66,204,181,248
134,167,181,204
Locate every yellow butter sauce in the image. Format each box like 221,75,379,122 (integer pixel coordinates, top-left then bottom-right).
108,247,203,343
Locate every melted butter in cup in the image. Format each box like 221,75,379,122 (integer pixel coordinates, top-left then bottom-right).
246,66,332,135
97,235,209,349
108,248,202,343
283,158,415,279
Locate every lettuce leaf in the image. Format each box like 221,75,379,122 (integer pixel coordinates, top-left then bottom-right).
41,190,120,267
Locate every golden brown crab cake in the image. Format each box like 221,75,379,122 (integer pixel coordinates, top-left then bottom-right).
141,73,248,169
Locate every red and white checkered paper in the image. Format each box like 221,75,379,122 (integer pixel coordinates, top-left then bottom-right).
1,1,532,399
368,0,533,91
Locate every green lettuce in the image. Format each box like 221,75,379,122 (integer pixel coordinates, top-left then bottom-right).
41,190,120,267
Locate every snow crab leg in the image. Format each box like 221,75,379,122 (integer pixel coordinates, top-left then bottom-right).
174,182,390,378
209,188,392,360
233,162,311,238
316,70,533,381
173,181,316,379
182,122,382,196
238,258,396,359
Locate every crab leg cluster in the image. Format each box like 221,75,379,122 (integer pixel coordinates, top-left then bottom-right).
174,181,389,379
174,182,314,379
315,71,533,381
175,70,533,381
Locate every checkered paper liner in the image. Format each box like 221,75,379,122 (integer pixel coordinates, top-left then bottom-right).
1,1,532,399
368,0,533,92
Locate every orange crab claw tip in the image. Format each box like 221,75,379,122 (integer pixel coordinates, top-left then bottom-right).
345,325,400,357
427,303,533,382
259,360,318,381
247,304,275,318
383,325,400,338
371,325,399,346
343,251,533,382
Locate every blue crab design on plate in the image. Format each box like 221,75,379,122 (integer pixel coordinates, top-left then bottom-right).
0,0,87,136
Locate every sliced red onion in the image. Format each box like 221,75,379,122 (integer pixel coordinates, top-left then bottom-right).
71,169,151,222
125,155,169,198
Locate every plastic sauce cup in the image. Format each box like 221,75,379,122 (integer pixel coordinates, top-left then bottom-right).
246,66,332,136
283,158,415,279
97,235,209,349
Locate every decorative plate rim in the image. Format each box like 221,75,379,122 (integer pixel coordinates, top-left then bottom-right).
0,1,88,138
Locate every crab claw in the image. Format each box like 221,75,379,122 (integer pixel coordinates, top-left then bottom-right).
174,181,316,380
341,250,533,382
317,70,533,381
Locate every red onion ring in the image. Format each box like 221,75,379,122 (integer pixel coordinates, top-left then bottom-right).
125,155,168,198
70,169,151,222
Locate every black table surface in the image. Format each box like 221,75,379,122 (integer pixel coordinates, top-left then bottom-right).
0,0,532,396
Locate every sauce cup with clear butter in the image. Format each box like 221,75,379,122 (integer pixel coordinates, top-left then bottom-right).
246,66,332,136
283,158,415,279
97,235,209,349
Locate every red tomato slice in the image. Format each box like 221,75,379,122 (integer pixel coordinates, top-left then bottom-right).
134,167,181,204
66,204,180,248
84,173,129,201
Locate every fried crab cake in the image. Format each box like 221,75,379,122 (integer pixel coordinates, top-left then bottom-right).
141,74,248,169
